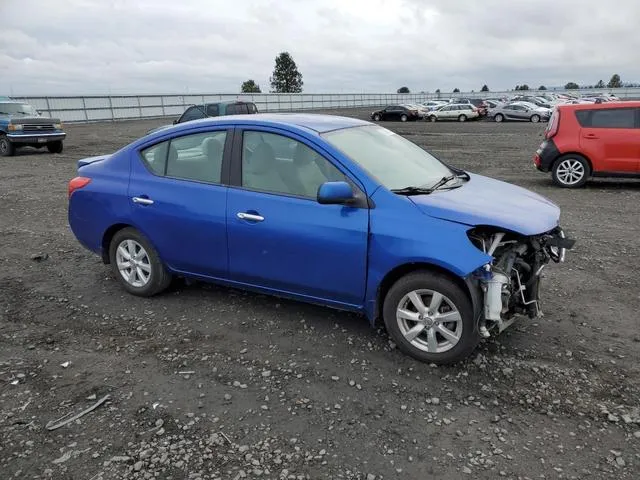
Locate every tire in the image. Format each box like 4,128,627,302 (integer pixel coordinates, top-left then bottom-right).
47,141,63,153
400,114,408,122
383,271,478,365
551,154,590,188
373,114,381,121
428,116,437,122
0,135,15,157
530,114,540,123
494,114,504,123
458,115,467,122
108,227,172,297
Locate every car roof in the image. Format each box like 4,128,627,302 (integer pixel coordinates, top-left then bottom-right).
168,113,371,134
0,99,25,104
556,100,640,111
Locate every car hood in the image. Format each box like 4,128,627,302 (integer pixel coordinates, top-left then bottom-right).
409,173,560,236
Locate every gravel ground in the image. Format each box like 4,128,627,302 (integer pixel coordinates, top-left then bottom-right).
1,108,639,480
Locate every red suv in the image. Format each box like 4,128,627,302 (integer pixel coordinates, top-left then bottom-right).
533,101,640,187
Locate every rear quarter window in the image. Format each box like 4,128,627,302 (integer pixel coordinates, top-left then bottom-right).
575,108,637,128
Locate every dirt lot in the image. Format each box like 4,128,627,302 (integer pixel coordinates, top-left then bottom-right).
1,108,639,480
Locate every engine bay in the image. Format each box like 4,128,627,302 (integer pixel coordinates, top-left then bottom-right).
467,226,575,336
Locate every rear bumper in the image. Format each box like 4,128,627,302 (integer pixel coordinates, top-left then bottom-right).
533,139,560,172
7,132,66,144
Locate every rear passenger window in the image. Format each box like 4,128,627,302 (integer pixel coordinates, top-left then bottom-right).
139,131,227,183
576,108,636,128
167,131,227,183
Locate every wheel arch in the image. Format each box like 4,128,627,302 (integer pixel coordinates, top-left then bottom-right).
371,261,482,328
101,223,133,264
552,151,594,174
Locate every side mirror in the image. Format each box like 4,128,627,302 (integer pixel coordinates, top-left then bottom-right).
173,119,178,124
317,181,354,205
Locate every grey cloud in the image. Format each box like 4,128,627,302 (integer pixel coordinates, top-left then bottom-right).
1,0,638,95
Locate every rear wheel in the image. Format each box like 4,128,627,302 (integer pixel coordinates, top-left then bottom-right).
552,154,590,188
0,135,15,157
47,141,63,153
494,114,504,123
458,114,467,122
530,114,541,123
373,114,381,121
109,227,172,297
383,271,478,365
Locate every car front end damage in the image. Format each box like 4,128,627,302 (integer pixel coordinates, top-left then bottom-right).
466,226,575,337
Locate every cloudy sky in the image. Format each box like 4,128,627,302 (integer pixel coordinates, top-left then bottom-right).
1,0,638,95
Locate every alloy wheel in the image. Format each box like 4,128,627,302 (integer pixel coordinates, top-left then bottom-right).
115,239,152,287
395,289,462,353
555,159,585,186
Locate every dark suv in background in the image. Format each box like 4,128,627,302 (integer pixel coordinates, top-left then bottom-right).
147,100,258,135
371,105,421,122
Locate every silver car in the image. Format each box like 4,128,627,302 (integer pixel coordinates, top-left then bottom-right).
487,103,550,123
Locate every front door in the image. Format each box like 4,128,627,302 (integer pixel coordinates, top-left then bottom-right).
128,129,231,277
225,128,369,307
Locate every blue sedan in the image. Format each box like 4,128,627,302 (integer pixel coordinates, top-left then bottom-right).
68,113,574,364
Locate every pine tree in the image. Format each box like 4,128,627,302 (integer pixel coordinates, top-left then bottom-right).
269,52,303,93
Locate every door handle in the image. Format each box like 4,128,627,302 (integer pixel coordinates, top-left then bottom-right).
132,196,154,205
237,212,264,222
583,133,598,139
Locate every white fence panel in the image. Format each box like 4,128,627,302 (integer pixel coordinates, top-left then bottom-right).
10,89,640,123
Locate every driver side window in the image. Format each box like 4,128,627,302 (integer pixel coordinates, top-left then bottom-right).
241,131,347,199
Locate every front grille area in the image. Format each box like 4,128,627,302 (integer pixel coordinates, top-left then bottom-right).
22,124,55,132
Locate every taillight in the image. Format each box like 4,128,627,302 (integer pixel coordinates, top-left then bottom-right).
545,110,560,139
68,176,91,198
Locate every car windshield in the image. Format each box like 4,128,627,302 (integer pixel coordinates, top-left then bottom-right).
0,102,39,116
321,125,453,191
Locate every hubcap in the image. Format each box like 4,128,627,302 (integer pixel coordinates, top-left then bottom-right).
116,239,152,287
396,289,462,354
556,159,585,185
0,139,7,153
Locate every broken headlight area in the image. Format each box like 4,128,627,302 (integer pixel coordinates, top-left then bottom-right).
467,226,575,337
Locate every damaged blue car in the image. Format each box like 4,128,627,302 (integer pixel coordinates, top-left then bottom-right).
68,113,574,364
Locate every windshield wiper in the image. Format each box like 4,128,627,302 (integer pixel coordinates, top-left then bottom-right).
428,174,457,191
391,185,434,196
392,174,463,196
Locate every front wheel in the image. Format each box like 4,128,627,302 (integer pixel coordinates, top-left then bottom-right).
458,114,467,122
428,116,437,122
383,271,478,365
373,114,381,121
109,227,172,297
530,114,540,123
400,114,408,122
47,141,63,153
0,135,15,157
551,154,590,188
494,114,504,123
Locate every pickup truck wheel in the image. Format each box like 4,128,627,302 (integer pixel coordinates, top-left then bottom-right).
383,271,478,365
0,135,15,157
47,141,63,154
109,227,172,297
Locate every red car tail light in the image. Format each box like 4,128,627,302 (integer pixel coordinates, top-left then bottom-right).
545,110,560,139
68,177,91,198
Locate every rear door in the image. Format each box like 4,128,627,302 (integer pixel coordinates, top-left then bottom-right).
577,107,639,173
128,128,232,277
